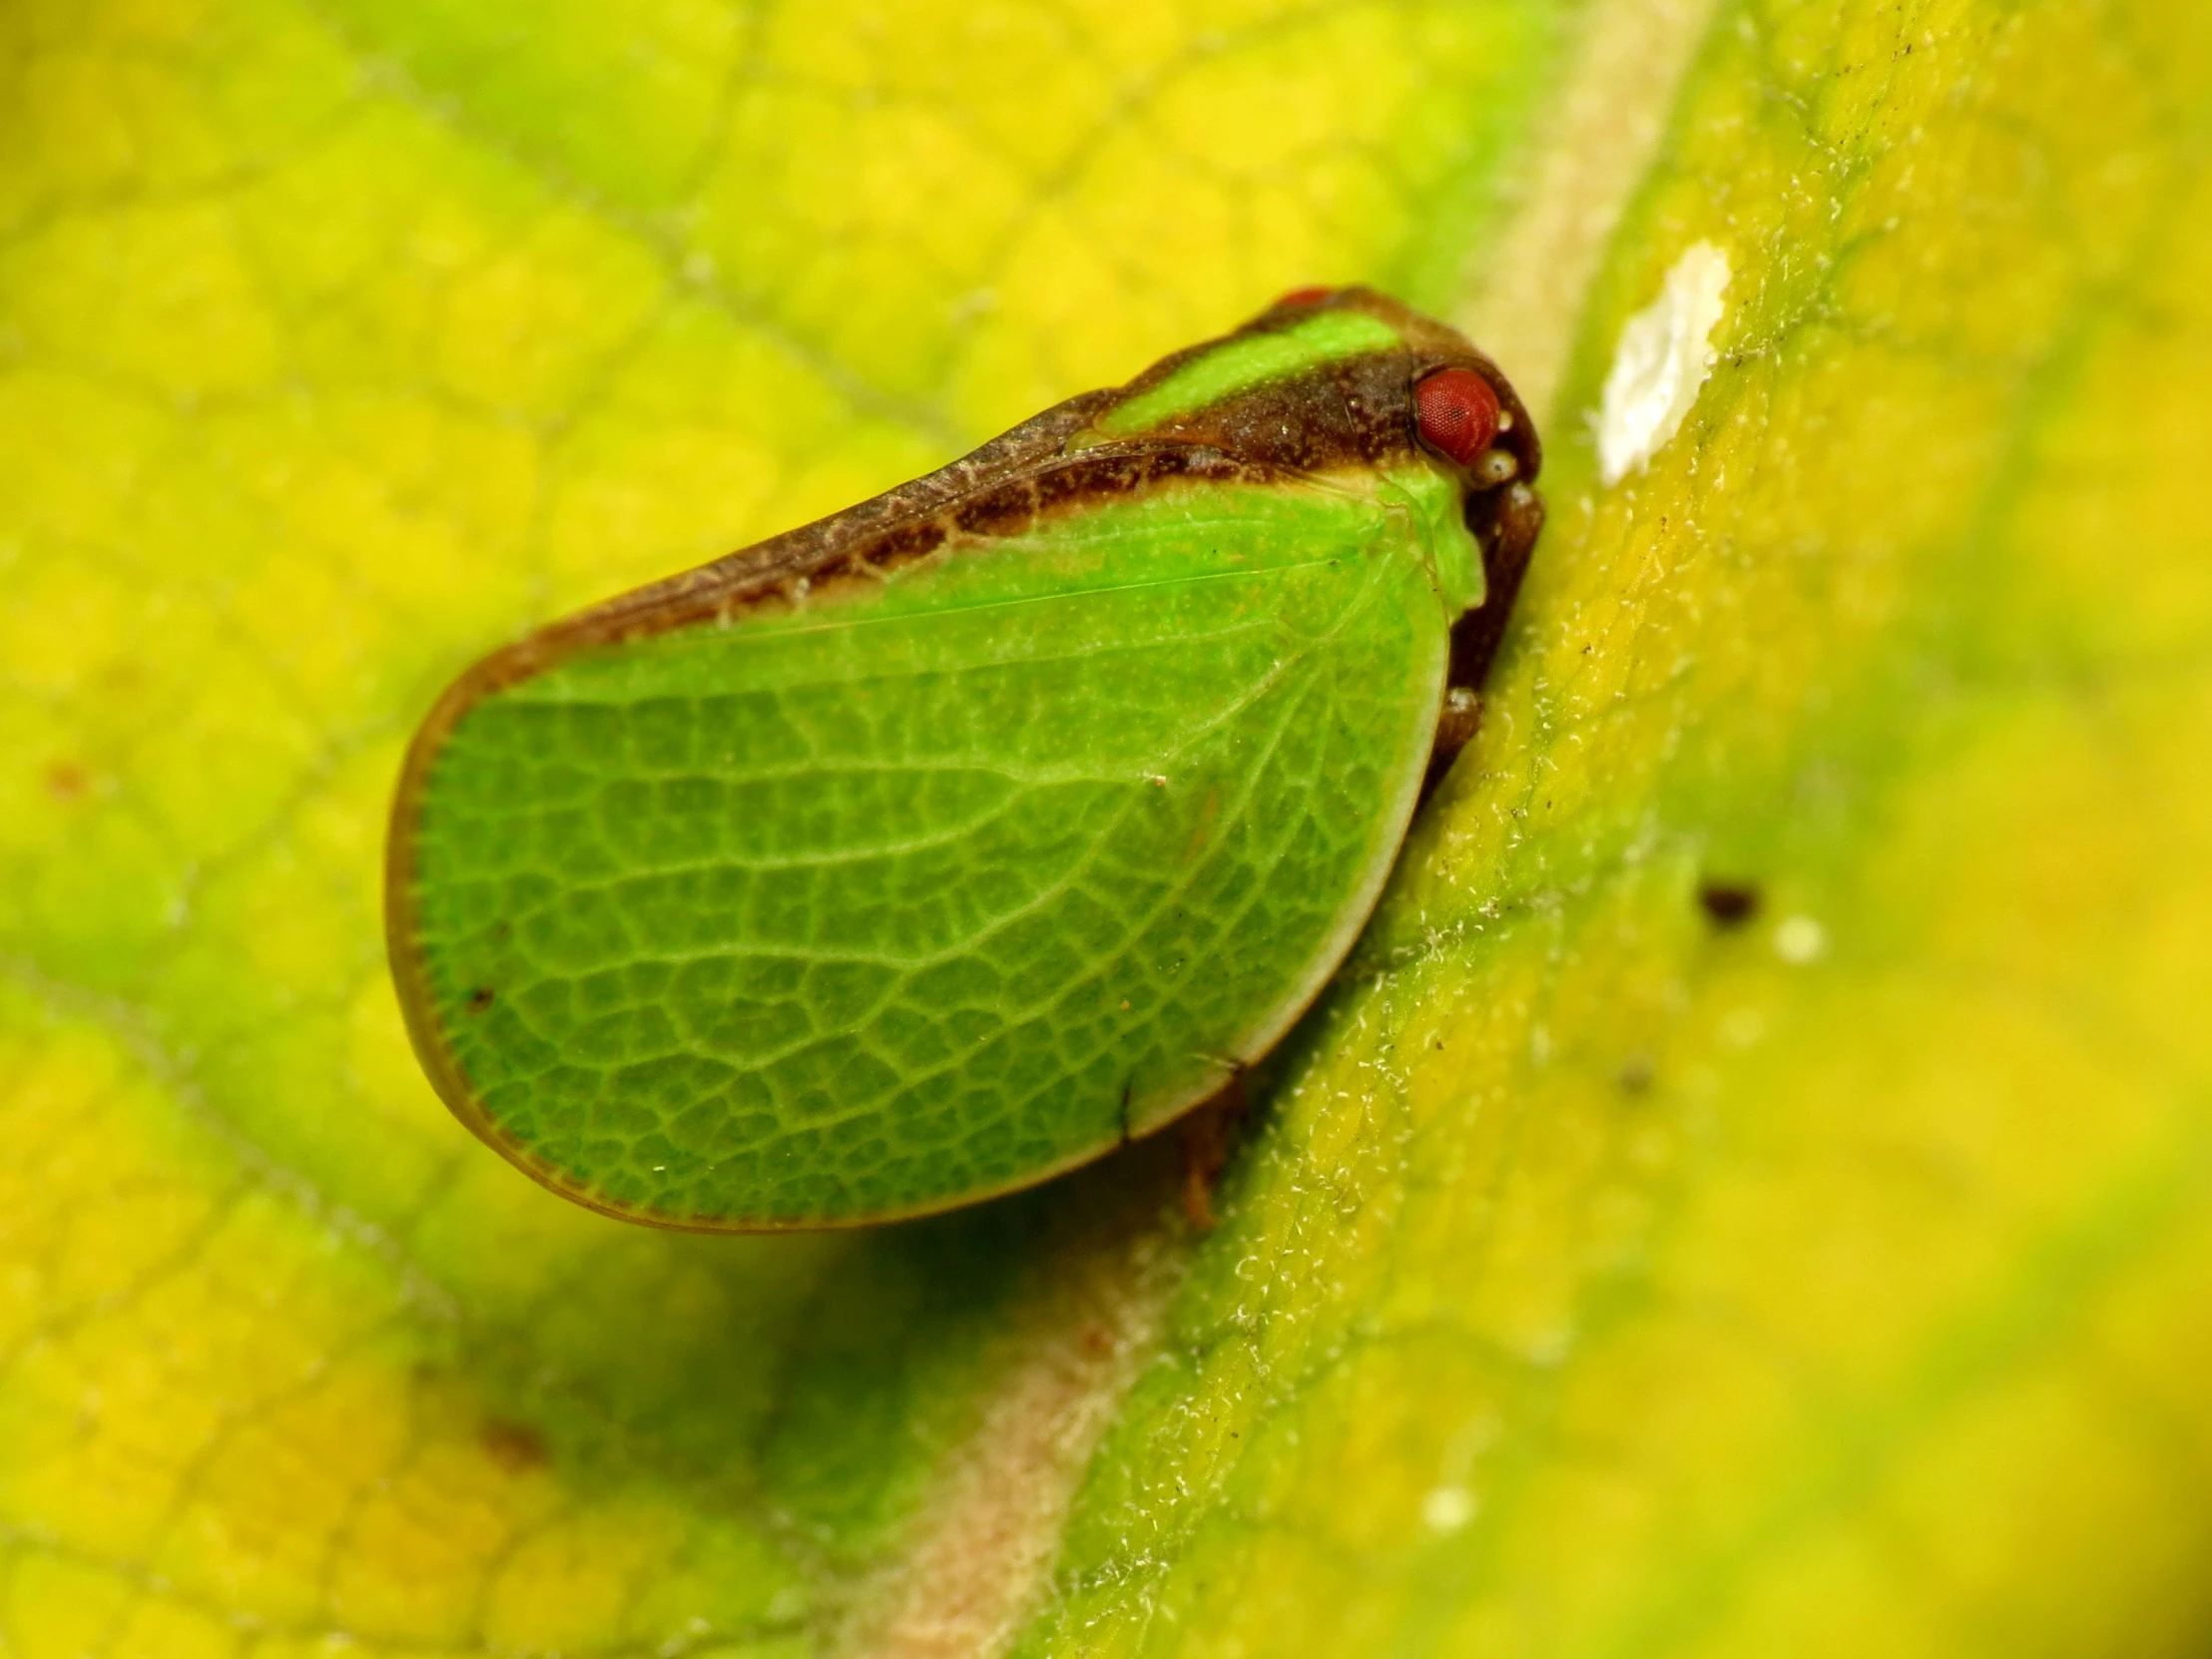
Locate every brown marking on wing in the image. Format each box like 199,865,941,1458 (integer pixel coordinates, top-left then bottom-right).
953,478,1041,538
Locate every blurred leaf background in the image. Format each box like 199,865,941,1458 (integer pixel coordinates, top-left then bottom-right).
2,1,2209,1656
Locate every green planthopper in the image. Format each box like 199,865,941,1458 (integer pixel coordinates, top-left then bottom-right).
385,286,1544,1229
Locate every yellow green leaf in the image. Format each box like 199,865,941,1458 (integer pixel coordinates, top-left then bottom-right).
1014,2,2212,1654
3,0,2208,1656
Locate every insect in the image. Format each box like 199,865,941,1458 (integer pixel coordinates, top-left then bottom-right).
386,287,1544,1231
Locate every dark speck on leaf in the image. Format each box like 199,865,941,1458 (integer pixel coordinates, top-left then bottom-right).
466,986,495,1013
1698,879,1762,928
1618,1055,1655,1095
480,1418,548,1472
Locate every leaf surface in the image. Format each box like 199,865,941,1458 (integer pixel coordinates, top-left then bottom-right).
3,0,2209,1656
1017,2,2212,1653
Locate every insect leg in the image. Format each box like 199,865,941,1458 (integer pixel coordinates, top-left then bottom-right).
1424,480,1546,795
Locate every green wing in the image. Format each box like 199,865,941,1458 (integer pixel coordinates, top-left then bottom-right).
393,474,1464,1227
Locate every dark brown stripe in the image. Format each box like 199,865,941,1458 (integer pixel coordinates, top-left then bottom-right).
396,286,1546,790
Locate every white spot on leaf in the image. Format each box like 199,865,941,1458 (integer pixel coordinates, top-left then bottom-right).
1596,242,1732,484
1423,1486,1478,1532
1775,915,1827,964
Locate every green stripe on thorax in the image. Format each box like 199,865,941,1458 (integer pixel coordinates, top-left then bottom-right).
1094,308,1403,437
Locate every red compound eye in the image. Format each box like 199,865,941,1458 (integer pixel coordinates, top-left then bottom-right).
1275,284,1335,306
1414,367,1500,467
